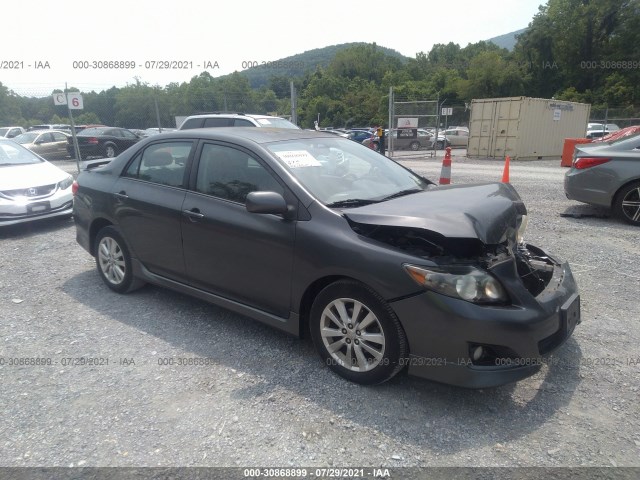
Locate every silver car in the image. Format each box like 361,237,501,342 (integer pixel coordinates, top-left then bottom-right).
564,133,640,225
0,139,74,226
13,130,71,160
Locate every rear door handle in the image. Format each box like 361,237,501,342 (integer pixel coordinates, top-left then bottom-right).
183,208,205,221
114,191,129,200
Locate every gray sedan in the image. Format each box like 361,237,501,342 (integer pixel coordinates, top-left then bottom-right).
73,128,580,388
564,133,640,225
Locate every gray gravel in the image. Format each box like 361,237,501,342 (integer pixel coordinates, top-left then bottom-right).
0,155,638,469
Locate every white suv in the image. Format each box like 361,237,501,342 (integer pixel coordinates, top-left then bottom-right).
179,113,298,130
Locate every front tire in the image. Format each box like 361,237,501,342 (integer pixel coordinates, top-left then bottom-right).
410,141,420,151
94,226,144,293
310,280,408,385
614,181,640,225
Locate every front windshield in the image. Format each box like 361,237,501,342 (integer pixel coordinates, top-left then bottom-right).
0,141,43,166
266,137,430,206
13,132,38,144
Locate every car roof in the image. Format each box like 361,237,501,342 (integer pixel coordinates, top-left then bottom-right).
185,112,284,120
145,127,336,145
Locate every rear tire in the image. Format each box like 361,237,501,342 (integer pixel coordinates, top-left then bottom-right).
94,226,145,293
614,181,640,225
410,141,420,151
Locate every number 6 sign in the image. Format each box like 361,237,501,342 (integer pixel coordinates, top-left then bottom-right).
67,93,84,110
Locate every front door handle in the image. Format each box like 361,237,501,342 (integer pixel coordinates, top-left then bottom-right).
183,208,205,221
114,191,129,200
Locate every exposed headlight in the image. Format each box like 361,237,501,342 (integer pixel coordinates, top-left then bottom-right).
516,214,528,244
58,175,73,190
404,264,508,304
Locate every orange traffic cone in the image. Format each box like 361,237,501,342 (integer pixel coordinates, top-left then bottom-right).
439,147,452,185
501,155,510,183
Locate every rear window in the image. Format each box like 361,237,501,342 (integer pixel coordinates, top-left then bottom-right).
255,117,298,129
78,127,110,136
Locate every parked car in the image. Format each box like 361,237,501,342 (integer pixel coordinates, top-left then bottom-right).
73,128,580,388
565,132,640,225
0,138,73,226
586,123,620,140
323,129,353,139
13,130,71,160
179,112,299,130
593,125,640,143
348,129,375,143
143,127,177,136
0,126,26,138
363,129,441,151
442,127,470,147
29,124,72,132
69,127,142,159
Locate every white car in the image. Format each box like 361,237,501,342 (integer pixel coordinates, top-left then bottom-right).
586,123,620,139
0,139,74,226
0,126,26,138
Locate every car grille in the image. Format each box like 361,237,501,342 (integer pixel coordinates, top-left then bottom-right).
0,184,57,200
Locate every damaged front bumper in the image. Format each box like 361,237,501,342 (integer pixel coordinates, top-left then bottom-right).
391,244,580,388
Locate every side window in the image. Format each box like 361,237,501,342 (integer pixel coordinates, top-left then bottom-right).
39,133,53,143
180,118,204,129
111,129,124,138
203,118,233,127
195,144,283,203
122,130,137,139
52,132,67,141
124,142,192,187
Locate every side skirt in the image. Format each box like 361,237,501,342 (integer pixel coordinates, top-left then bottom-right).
132,259,300,337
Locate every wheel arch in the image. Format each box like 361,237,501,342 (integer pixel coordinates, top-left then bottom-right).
89,218,114,256
296,274,409,342
612,177,640,208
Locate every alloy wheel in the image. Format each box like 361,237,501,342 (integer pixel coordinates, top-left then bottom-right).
319,297,385,372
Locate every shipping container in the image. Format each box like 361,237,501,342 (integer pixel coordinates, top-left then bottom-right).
467,97,591,160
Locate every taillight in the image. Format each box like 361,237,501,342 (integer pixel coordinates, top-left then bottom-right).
574,157,611,169
87,137,99,144
72,180,79,196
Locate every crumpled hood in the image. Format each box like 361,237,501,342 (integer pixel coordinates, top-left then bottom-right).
344,183,526,245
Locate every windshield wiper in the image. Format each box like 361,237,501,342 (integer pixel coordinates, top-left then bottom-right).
380,188,422,201
326,198,380,208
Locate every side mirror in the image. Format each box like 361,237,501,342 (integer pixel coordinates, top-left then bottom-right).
245,191,289,215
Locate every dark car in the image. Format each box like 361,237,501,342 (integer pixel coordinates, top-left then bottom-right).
72,128,580,388
69,127,141,159
564,133,640,225
349,129,374,143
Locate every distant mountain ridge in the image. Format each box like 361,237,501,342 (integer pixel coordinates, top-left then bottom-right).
236,32,526,88
238,43,409,88
486,28,528,51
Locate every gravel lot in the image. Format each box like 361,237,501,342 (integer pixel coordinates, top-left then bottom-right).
1,154,638,471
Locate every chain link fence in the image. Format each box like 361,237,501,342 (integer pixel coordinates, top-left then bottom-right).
589,105,640,128
386,90,470,156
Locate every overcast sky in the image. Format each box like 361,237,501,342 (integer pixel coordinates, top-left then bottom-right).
4,0,544,96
